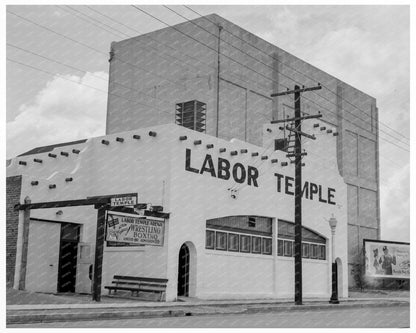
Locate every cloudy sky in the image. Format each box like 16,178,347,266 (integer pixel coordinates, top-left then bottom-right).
5,4,411,242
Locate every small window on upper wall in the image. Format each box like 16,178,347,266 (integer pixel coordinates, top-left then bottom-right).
206,230,215,249
248,217,256,228
175,100,206,133
216,232,227,251
275,138,289,152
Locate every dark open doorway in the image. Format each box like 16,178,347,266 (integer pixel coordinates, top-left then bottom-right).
58,223,80,293
177,243,190,297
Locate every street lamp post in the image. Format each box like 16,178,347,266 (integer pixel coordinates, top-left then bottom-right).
329,216,340,304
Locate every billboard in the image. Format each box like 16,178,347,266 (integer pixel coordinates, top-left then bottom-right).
364,239,410,279
106,212,165,247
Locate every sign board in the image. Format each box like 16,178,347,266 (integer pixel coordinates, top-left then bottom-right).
364,239,410,279
106,212,164,246
110,193,137,207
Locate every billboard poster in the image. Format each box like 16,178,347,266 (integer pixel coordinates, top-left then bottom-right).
364,239,410,279
106,212,165,247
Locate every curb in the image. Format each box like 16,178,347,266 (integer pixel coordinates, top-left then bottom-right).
6,300,409,325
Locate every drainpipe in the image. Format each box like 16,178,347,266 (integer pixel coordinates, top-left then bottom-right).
215,25,223,137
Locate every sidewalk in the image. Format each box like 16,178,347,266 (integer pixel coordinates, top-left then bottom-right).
6,288,410,325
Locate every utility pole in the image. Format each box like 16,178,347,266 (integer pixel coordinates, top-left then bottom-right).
92,204,108,302
270,84,322,305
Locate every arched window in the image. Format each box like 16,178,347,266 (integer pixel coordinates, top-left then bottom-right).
277,220,326,260
205,216,272,256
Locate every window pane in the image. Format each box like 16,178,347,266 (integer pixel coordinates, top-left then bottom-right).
206,230,215,249
284,240,293,257
240,235,251,253
228,233,239,252
302,243,309,258
252,236,262,253
311,244,318,259
277,239,284,256
216,232,227,250
318,245,326,260
262,238,272,255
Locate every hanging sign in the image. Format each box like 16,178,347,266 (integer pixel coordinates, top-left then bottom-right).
110,193,137,207
106,212,164,246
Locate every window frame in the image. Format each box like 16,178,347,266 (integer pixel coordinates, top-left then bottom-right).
302,243,310,258
318,244,326,260
310,244,318,259
228,233,240,252
262,237,272,255
240,234,251,253
215,231,227,251
284,240,293,257
205,230,215,250
252,236,262,254
277,239,284,256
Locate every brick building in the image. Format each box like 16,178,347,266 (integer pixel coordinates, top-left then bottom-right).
6,174,22,286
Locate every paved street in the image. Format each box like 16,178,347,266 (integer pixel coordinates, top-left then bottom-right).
9,305,409,328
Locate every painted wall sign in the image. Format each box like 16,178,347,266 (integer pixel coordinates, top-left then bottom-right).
274,173,336,205
106,212,164,246
184,149,336,205
110,194,138,207
185,148,259,187
364,240,410,279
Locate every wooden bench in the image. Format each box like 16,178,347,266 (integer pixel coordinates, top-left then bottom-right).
104,275,168,301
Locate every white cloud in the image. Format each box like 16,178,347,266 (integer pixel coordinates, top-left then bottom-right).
6,72,108,159
380,162,410,242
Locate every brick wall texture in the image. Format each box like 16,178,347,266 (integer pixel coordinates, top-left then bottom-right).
6,175,22,287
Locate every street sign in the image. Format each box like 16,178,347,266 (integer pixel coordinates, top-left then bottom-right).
110,193,137,207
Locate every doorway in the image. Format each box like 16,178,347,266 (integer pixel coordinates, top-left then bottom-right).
177,243,190,297
58,223,80,293
336,257,343,298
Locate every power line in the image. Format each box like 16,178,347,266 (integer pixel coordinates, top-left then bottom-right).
130,6,410,153
183,5,410,144
7,10,188,91
8,8,409,153
83,6,220,78
62,5,131,39
7,8,269,131
7,57,175,118
174,6,409,147
7,42,187,111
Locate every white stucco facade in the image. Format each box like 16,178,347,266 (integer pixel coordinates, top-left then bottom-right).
7,123,348,301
